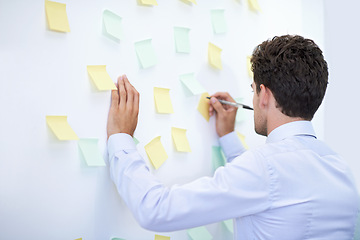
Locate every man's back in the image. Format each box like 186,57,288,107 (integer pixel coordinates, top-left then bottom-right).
234,121,359,239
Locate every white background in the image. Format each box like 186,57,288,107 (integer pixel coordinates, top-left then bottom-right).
0,0,330,239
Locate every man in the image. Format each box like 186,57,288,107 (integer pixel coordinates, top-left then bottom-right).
107,35,359,239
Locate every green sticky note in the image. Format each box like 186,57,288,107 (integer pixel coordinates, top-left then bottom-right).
211,9,227,34
133,137,139,145
78,138,106,166
174,26,191,53
111,238,126,240
179,73,206,95
134,39,157,69
235,97,246,122
103,10,124,41
212,146,226,170
223,219,234,233
187,226,213,240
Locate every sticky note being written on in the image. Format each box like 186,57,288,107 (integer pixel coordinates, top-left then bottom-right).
45,0,70,32
78,139,106,166
197,92,210,122
145,136,168,169
248,0,261,12
135,39,157,69
211,9,227,34
155,234,170,240
87,65,117,91
212,146,226,170
139,0,158,6
174,27,191,53
46,116,78,140
103,10,124,41
172,127,191,152
208,42,222,70
154,87,174,113
180,73,206,95
187,226,213,240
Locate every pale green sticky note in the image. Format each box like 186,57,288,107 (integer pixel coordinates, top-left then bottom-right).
78,138,106,166
111,238,126,240
103,10,124,41
211,9,227,34
174,26,191,53
235,97,246,122
133,137,139,145
223,219,234,233
134,39,157,69
212,146,226,170
187,226,213,240
180,73,206,95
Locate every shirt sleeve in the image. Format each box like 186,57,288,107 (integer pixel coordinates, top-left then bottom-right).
219,131,247,163
107,133,271,232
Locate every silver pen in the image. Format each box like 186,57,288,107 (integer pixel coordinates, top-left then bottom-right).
206,97,253,110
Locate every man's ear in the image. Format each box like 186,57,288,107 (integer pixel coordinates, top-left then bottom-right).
259,84,270,109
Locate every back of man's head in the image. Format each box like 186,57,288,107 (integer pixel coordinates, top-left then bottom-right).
251,35,328,120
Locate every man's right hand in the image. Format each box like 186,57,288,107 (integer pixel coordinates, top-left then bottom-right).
209,92,238,137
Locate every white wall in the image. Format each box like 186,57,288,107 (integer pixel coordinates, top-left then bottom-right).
323,0,360,189
0,0,325,239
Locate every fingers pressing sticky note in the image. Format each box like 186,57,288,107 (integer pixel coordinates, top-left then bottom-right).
211,9,227,34
179,73,206,95
145,136,168,169
87,65,117,91
174,27,191,53
171,127,191,152
154,87,174,113
78,139,106,166
103,10,124,41
46,116,78,140
197,92,210,121
45,0,70,32
155,234,170,240
134,39,157,69
187,226,213,240
208,42,222,70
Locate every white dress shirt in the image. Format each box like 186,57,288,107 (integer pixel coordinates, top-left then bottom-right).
107,121,360,239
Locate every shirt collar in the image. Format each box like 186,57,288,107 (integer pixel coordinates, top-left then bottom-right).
266,120,317,144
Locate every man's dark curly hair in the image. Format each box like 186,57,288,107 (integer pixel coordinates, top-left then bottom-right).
251,35,328,120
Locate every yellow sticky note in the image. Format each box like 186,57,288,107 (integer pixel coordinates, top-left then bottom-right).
182,0,197,4
171,127,191,152
247,56,253,79
45,0,70,32
87,65,117,91
155,235,170,240
155,234,170,240
197,92,210,122
237,131,249,149
139,0,158,6
208,42,222,69
154,87,174,113
145,136,168,169
248,0,261,12
46,116,78,140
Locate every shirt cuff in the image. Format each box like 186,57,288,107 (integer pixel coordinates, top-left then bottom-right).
219,131,245,161
107,133,137,159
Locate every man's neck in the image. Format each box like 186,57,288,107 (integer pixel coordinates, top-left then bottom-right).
266,111,305,136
